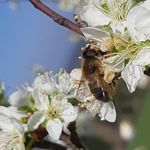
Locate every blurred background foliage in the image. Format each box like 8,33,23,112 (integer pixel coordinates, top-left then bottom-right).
0,0,150,150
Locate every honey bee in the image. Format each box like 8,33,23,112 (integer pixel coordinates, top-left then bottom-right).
81,40,117,103
72,16,117,121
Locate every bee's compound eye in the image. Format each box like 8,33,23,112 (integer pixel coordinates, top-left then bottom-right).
83,50,98,59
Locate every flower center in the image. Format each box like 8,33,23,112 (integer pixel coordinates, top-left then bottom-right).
99,0,133,22
47,106,61,119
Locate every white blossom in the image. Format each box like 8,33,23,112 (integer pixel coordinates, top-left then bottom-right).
28,93,78,140
0,113,25,150
121,47,150,93
25,70,79,141
78,0,134,34
32,70,77,98
126,0,150,42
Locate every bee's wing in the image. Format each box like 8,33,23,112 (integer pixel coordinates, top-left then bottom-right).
70,68,116,121
76,80,93,102
70,68,92,101
95,67,117,98
98,101,116,122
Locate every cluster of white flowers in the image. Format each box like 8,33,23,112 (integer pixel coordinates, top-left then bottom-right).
0,70,79,149
0,68,117,149
0,69,116,150
76,0,150,93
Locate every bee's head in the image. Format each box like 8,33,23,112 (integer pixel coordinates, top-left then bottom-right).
82,44,101,59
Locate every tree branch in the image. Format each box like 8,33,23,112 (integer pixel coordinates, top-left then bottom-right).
29,0,83,36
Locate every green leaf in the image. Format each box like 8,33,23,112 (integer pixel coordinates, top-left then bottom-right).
18,105,35,113
29,95,35,106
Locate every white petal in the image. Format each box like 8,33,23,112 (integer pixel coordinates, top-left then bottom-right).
127,2,150,41
103,54,125,72
81,27,110,42
142,0,150,10
98,101,116,122
12,119,25,134
8,89,29,106
33,74,47,88
0,113,15,131
28,111,46,131
0,113,24,133
33,75,54,93
57,72,74,95
51,94,68,106
80,5,111,26
111,21,126,35
46,119,63,140
121,64,144,93
62,122,70,135
133,48,150,66
44,135,66,146
0,106,26,120
62,103,78,123
70,68,82,81
32,88,49,110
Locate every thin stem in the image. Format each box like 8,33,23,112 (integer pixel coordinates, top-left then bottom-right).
29,0,83,36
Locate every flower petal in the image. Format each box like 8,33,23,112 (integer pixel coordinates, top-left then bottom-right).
0,113,24,133
0,106,26,120
121,63,144,93
28,111,46,131
98,101,116,122
70,68,82,81
32,88,49,110
62,103,78,123
127,1,150,41
0,113,15,131
102,54,125,72
81,27,110,42
62,122,70,135
33,74,47,88
46,119,63,140
133,47,150,66
80,5,111,26
8,89,30,106
44,135,66,146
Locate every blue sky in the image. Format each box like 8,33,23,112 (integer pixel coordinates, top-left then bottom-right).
0,1,81,94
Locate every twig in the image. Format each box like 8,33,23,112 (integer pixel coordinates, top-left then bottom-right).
29,0,83,36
